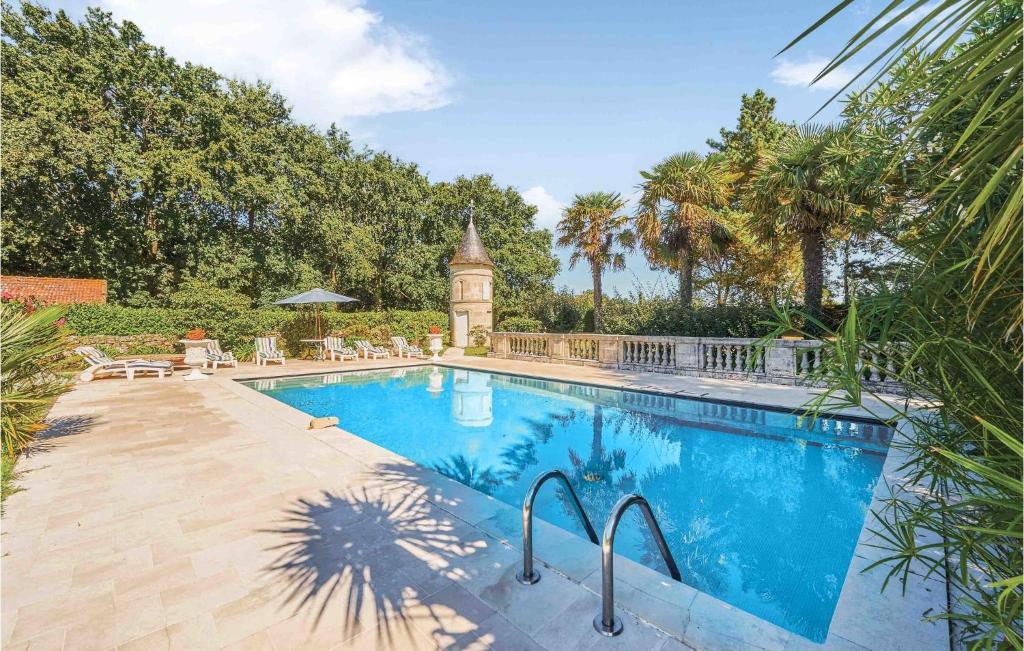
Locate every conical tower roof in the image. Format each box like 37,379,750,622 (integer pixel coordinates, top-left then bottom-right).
451,214,494,267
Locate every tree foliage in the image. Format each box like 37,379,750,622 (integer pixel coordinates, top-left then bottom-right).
0,3,558,311
635,152,735,306
556,192,633,333
780,1,1022,646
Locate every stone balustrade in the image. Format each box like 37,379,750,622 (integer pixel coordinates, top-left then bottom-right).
488,331,903,390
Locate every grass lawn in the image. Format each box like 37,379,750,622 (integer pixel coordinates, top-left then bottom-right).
464,346,489,356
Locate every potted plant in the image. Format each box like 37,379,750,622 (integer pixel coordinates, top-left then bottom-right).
179,328,211,381
427,326,443,361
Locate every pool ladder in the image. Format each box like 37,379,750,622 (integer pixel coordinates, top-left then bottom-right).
517,469,682,637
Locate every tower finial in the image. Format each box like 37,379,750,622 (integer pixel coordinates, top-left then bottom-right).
468,199,475,225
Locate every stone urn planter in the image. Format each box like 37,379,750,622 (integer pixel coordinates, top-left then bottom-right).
178,338,212,381
428,334,443,361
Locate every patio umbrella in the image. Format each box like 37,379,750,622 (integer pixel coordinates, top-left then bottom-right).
274,288,358,340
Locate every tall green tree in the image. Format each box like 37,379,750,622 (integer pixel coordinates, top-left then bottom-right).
744,124,870,314
708,89,792,183
635,152,734,307
1,2,559,313
556,192,633,333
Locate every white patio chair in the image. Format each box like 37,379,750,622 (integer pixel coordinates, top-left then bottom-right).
204,340,237,369
324,336,357,361
391,336,424,358
254,336,286,366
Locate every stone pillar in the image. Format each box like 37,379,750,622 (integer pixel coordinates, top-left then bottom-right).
551,334,567,361
598,336,620,366
675,338,701,372
766,341,797,382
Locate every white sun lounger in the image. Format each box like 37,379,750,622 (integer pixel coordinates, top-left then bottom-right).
75,346,173,382
354,340,390,359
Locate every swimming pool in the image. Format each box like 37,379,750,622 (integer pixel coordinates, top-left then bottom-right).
244,366,890,642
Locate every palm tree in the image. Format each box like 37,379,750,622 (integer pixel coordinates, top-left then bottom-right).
744,124,866,315
635,152,735,307
555,192,633,333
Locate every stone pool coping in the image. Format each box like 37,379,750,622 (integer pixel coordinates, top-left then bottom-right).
222,359,950,651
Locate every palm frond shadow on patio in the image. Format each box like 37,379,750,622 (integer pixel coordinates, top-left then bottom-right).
259,462,499,648
24,415,99,458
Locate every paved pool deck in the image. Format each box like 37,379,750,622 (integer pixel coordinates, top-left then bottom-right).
1,356,948,650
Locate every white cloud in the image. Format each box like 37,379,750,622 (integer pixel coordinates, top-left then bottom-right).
771,57,855,92
521,186,566,232
102,0,452,123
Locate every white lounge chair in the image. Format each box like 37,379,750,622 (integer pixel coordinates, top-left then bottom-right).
204,340,237,369
254,336,286,366
324,336,357,361
354,340,390,359
75,346,173,382
391,336,424,358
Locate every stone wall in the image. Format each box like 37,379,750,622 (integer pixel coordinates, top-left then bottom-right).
67,334,180,360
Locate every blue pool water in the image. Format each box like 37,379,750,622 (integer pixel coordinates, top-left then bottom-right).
245,366,890,642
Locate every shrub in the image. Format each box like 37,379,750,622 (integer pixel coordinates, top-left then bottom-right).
496,316,543,332
64,305,448,361
1,304,74,456
599,298,780,337
469,325,488,347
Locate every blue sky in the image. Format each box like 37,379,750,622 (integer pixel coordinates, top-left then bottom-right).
43,0,871,293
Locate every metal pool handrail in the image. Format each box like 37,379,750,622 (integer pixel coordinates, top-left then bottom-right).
594,493,682,637
516,469,599,585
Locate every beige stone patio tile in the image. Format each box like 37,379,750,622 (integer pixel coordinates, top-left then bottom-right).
10,584,115,645
264,611,364,651
531,592,603,651
0,531,43,558
461,612,545,651
117,613,219,651
471,556,584,636
187,531,279,583
71,545,154,589
158,568,249,625
401,583,496,647
113,557,196,600
1,568,74,613
112,593,167,647
211,582,293,647
337,624,439,651
3,627,66,651
61,605,117,651
683,593,790,651
221,630,277,650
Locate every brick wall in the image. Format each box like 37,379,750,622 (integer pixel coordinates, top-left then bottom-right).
1,275,107,304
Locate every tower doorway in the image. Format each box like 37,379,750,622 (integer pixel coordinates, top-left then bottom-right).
454,311,469,347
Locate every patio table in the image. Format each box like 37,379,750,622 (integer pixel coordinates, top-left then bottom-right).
300,338,326,360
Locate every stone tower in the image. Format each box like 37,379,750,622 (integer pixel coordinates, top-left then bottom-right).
449,210,494,348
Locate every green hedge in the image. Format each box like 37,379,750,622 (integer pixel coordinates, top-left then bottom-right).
603,302,780,338
496,316,544,332
65,305,448,360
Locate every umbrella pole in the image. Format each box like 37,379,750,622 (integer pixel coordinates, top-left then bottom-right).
316,304,322,340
